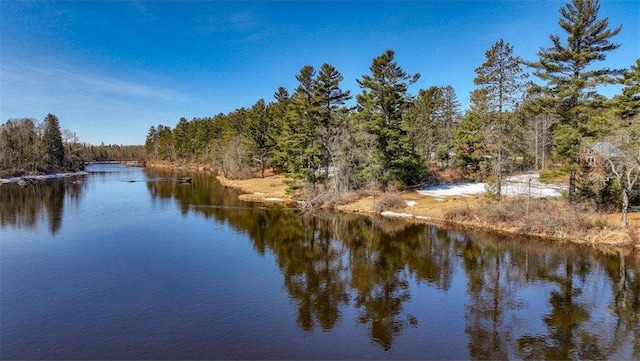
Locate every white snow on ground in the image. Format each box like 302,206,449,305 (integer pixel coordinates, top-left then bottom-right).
381,211,414,218
417,173,566,198
406,200,417,207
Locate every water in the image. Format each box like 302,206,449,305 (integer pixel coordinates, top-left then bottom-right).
1,164,638,360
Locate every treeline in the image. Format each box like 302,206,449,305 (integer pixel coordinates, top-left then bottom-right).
145,0,640,219
0,114,145,177
145,57,458,192
82,144,145,163
146,0,639,204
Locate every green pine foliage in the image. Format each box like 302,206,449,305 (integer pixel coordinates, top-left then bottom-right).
613,58,640,120
529,0,623,200
598,176,622,211
42,113,65,169
575,159,597,203
453,90,491,180
356,50,426,189
470,39,528,199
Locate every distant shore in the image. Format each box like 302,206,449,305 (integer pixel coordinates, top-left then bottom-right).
0,171,89,185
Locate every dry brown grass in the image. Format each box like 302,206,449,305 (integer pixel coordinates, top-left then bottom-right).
372,193,407,212
214,172,639,249
441,197,638,247
217,174,293,204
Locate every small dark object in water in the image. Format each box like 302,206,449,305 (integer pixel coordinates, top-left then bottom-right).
178,177,192,184
17,178,36,186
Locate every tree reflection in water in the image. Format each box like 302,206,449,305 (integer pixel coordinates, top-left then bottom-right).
144,171,640,358
0,178,85,234
4,168,637,358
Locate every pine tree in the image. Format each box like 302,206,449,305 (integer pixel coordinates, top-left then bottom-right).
575,158,596,203
279,66,323,190
246,99,271,178
453,90,491,179
42,113,65,168
145,126,159,160
613,58,640,120
408,86,444,162
529,0,623,201
438,85,462,158
356,49,425,188
314,63,352,187
156,125,175,161
473,39,528,200
268,87,291,173
173,117,191,160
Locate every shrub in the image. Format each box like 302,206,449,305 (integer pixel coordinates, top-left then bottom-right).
330,191,360,206
444,207,472,221
372,193,406,212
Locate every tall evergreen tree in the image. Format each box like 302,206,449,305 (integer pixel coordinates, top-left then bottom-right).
438,85,462,157
356,49,425,188
173,117,191,160
145,126,159,160
408,86,444,162
314,63,352,186
473,39,528,199
529,0,622,201
42,113,65,168
454,89,491,179
268,87,291,173
246,99,271,177
408,85,460,165
279,66,324,190
156,125,175,161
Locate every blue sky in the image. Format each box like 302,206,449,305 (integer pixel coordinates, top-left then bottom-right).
1,1,638,145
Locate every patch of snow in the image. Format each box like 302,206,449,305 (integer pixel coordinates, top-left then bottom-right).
406,200,417,207
264,197,283,202
418,182,486,197
418,173,566,199
381,211,414,218
254,192,266,195
415,215,431,220
1,177,21,184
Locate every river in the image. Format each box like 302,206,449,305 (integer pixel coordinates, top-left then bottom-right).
1,163,638,360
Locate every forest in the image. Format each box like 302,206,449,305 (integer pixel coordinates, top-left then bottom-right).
143,0,639,218
0,113,144,177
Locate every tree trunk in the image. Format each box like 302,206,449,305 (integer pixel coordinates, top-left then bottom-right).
535,119,539,170
621,188,629,228
568,169,576,204
496,148,502,201
542,115,547,170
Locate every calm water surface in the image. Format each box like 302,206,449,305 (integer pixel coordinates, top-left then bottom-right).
1,164,639,360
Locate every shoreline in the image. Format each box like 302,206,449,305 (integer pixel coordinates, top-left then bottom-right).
0,171,89,185
215,173,639,250
44,162,632,251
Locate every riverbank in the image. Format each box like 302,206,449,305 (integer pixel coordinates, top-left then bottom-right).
0,171,89,185
216,173,640,249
